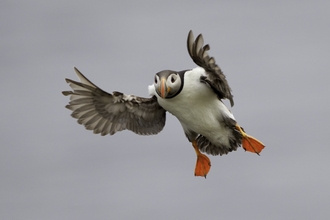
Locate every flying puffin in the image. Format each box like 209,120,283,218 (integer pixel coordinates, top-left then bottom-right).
62,30,265,178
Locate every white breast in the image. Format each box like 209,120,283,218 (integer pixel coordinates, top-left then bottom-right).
149,67,236,146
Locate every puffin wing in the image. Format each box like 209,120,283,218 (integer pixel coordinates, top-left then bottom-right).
187,30,234,106
62,67,166,136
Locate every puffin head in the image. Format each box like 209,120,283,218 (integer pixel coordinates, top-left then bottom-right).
154,70,184,99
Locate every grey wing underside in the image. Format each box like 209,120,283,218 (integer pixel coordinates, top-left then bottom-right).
187,30,234,106
62,67,166,136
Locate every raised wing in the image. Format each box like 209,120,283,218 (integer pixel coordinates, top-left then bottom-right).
62,67,166,136
187,30,234,106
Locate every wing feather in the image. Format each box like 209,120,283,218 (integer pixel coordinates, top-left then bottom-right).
187,30,234,106
62,67,166,136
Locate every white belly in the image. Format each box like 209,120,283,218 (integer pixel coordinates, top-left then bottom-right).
151,67,236,146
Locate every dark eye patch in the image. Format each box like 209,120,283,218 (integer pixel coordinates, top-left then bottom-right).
171,76,175,83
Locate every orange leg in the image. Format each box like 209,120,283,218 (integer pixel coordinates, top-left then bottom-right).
192,140,211,178
236,124,265,155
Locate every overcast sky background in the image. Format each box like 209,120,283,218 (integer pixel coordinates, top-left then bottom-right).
1,1,329,219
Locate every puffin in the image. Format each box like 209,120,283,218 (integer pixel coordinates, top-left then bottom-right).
62,30,265,178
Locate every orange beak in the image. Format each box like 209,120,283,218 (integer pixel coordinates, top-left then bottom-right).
159,78,167,98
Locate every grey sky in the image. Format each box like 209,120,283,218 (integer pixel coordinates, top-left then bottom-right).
1,0,329,219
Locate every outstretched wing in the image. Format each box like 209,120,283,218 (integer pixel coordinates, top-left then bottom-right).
187,30,234,106
62,67,166,136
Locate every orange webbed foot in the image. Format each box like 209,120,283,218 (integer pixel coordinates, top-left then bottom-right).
192,140,211,178
236,125,265,155
195,153,211,178
242,134,265,155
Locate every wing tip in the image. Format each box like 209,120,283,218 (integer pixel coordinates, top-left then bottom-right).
188,30,193,38
73,66,81,75
62,91,72,96
64,78,71,83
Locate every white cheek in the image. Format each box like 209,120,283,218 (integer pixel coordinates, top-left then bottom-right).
174,78,182,89
166,77,172,85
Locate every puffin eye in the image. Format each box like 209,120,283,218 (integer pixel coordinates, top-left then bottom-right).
171,76,175,83
154,77,158,84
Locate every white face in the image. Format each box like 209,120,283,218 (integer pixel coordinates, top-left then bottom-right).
154,72,182,99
